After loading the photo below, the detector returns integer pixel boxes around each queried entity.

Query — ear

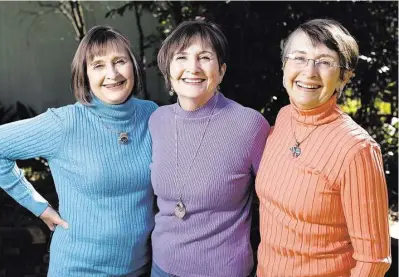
[337,70,353,92]
[219,63,227,82]
[342,70,353,85]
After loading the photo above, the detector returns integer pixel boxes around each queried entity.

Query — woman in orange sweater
[256,19,391,277]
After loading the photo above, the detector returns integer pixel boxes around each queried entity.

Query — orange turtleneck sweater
[255,96,391,277]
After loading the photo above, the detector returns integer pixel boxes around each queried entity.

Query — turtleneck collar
[174,92,227,119]
[88,93,136,121]
[290,94,344,126]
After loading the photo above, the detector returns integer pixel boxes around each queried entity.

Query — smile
[295,81,321,89]
[103,80,125,89]
[182,78,205,84]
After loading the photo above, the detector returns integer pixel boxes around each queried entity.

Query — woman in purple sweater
[149,20,270,277]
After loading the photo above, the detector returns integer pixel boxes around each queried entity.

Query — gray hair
[281,18,359,81]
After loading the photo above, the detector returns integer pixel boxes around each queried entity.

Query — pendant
[118,132,129,144]
[290,142,301,158]
[174,200,186,219]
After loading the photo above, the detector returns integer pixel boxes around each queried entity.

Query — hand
[39,206,69,231]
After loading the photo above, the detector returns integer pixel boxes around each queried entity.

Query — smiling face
[283,32,348,110]
[169,37,226,111]
[86,45,134,105]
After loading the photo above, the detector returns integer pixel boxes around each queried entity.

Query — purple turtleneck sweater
[149,93,270,277]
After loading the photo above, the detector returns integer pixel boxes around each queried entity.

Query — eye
[175,55,186,61]
[93,64,104,69]
[199,56,211,60]
[115,59,126,65]
[318,59,333,67]
[293,56,306,62]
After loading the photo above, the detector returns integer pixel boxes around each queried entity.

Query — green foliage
[108,1,398,217]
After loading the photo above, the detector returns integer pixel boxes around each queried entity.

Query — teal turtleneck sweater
[0,95,158,277]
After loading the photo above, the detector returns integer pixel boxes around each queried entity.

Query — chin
[107,92,131,103]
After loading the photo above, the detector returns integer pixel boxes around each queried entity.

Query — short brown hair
[71,25,143,104]
[282,18,359,80]
[157,20,229,91]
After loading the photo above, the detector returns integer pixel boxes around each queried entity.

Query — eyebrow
[89,55,128,65]
[175,50,214,55]
[290,50,336,59]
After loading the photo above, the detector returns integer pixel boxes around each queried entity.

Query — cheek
[283,68,297,86]
[169,65,183,80]
[86,71,100,88]
[207,67,222,83]
[322,73,341,90]
[125,64,134,79]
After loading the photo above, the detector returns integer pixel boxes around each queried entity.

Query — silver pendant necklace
[290,115,319,158]
[174,94,219,219]
[87,108,135,145]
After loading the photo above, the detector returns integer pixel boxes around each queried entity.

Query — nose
[186,58,200,74]
[106,64,119,79]
[305,58,318,68]
[303,58,318,76]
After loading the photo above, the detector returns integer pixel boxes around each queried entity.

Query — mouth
[181,78,206,84]
[102,80,126,89]
[295,81,322,90]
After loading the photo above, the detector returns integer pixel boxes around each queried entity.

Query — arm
[249,118,270,175]
[340,141,391,276]
[0,108,65,219]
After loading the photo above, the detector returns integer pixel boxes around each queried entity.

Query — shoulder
[336,116,384,182]
[275,104,291,122]
[134,98,159,116]
[149,104,173,123]
[47,103,81,120]
[337,114,380,153]
[223,97,270,133]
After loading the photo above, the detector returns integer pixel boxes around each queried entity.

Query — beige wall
[0,1,166,113]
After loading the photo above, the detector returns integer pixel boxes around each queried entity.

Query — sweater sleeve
[249,118,270,175]
[0,108,65,216]
[340,141,391,276]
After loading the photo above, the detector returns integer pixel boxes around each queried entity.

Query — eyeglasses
[285,53,346,71]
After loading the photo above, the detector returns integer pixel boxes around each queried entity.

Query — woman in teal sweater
[0,26,157,277]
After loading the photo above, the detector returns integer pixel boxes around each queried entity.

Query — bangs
[86,37,128,62]
[170,30,215,55]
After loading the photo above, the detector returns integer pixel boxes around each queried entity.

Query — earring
[217,85,221,92]
[169,87,174,96]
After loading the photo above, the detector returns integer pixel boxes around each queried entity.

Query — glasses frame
[284,53,348,70]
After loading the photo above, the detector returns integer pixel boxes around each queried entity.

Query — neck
[89,93,136,121]
[177,92,216,111]
[290,94,343,126]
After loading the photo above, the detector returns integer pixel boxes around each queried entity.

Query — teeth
[183,79,203,83]
[105,81,124,87]
[296,82,320,89]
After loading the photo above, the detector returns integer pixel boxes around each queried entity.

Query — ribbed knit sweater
[255,95,391,277]
[149,93,270,277]
[0,95,158,277]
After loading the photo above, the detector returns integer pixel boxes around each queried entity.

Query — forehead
[288,32,339,58]
[87,40,129,62]
[173,36,215,54]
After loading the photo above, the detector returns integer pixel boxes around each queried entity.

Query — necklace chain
[289,115,319,158]
[174,94,219,219]
[87,107,136,145]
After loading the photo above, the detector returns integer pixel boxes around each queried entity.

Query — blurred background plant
[107,0,398,222]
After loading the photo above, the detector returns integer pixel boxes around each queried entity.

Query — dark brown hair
[157,20,229,91]
[71,25,143,104]
[282,18,359,80]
